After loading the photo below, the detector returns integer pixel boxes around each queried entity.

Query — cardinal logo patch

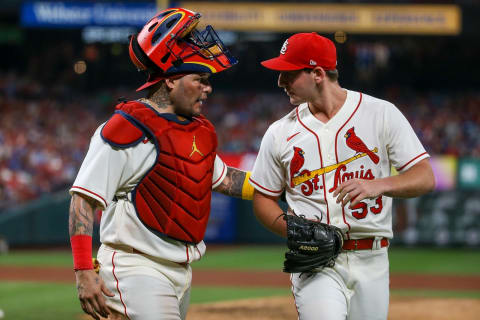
[289,146,311,188]
[344,127,379,164]
[288,128,380,197]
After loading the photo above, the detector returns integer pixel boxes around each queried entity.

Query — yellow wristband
[241,171,254,200]
[92,258,100,274]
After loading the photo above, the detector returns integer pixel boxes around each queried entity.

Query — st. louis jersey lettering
[250,90,429,238]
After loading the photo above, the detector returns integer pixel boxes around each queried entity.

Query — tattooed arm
[213,167,248,198]
[69,193,99,237]
[69,193,114,320]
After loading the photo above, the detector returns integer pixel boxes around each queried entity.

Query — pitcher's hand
[334,179,384,208]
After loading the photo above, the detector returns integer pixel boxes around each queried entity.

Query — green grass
[2,247,480,276]
[1,244,479,320]
[191,286,290,304]
[195,246,480,275]
[391,289,480,299]
[0,283,477,320]
[0,282,289,320]
[388,247,480,275]
[0,250,74,267]
[0,282,81,320]
[193,246,284,270]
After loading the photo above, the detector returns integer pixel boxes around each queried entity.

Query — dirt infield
[3,266,480,320]
[187,296,480,320]
[1,266,480,291]
[79,296,480,320]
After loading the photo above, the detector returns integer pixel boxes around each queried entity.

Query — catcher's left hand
[283,214,343,273]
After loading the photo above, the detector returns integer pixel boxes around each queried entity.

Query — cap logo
[280,39,288,55]
[310,60,317,66]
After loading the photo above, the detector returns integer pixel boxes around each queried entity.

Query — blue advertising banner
[21,1,157,28]
[204,193,237,243]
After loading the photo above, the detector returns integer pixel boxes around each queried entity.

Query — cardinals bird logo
[344,127,379,164]
[290,146,311,187]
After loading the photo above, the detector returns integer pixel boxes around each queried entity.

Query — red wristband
[70,235,93,270]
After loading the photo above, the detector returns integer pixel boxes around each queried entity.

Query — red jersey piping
[334,92,363,235]
[249,177,283,194]
[212,161,226,186]
[295,106,330,224]
[397,152,428,171]
[71,186,108,208]
[112,251,131,320]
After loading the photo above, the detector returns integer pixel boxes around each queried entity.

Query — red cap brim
[260,58,305,71]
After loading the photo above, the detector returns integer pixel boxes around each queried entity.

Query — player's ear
[165,77,179,90]
[311,67,326,83]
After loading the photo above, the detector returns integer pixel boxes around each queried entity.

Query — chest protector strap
[115,101,217,244]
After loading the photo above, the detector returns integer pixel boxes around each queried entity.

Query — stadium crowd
[207,89,480,157]
[1,70,479,210]
[0,73,102,210]
[1,34,479,210]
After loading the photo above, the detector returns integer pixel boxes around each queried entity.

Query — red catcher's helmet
[129,7,238,91]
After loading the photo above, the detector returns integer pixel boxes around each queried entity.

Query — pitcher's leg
[347,248,389,320]
[292,270,348,320]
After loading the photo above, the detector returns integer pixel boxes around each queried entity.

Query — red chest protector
[101,100,217,243]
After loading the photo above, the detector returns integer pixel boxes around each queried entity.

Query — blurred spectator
[0,72,106,209]
[1,35,479,211]
[1,71,479,210]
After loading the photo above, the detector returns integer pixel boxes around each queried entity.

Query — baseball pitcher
[250,33,435,320]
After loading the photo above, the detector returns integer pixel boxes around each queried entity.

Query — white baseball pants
[291,246,389,320]
[97,244,192,320]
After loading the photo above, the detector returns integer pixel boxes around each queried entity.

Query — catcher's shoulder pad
[194,114,215,131]
[101,111,146,148]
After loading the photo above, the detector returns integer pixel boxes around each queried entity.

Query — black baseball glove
[283,214,344,273]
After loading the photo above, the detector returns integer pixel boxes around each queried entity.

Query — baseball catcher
[283,214,343,273]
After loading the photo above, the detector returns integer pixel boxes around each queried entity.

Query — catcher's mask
[129,7,238,91]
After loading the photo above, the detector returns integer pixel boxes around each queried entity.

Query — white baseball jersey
[250,89,429,240]
[70,123,227,263]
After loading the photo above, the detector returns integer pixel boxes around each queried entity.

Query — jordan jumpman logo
[189,135,204,157]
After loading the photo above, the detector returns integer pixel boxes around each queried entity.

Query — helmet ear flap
[128,35,147,71]
[128,34,162,74]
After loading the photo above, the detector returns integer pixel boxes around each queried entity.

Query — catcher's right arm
[283,214,343,273]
